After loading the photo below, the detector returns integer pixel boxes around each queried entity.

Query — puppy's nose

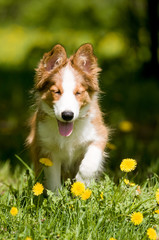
[61,111,74,121]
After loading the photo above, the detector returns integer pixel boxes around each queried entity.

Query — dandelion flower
[71,182,85,196]
[106,143,116,150]
[124,179,135,187]
[129,182,135,187]
[32,182,44,196]
[39,158,53,167]
[124,179,129,185]
[109,238,117,240]
[119,121,133,132]
[10,207,18,216]
[156,189,159,204]
[100,192,104,200]
[81,189,92,200]
[154,210,159,214]
[25,237,32,240]
[147,228,157,240]
[120,158,137,172]
[131,212,143,225]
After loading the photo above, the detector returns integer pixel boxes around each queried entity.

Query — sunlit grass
[0,160,159,239]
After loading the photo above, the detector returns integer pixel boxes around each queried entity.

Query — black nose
[61,111,74,121]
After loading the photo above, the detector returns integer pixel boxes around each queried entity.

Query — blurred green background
[0,0,158,181]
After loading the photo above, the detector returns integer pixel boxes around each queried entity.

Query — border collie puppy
[27,44,109,191]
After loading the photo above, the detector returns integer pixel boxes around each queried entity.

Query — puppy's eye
[75,89,85,96]
[50,89,61,95]
[54,90,61,95]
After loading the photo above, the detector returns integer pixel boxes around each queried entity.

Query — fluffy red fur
[27,44,109,191]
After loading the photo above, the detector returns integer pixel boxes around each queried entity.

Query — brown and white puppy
[27,44,109,191]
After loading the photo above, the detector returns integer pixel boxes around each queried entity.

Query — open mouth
[57,120,73,137]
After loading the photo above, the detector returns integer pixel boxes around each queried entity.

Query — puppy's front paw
[75,171,90,186]
[75,145,104,185]
[75,162,98,186]
[79,162,97,179]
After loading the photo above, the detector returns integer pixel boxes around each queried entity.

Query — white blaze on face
[54,65,80,136]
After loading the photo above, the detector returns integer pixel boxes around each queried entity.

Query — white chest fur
[37,114,97,166]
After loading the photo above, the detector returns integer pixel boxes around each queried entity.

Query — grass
[0,159,159,240]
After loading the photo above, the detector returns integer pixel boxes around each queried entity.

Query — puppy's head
[35,44,101,137]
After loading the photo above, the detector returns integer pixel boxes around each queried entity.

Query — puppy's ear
[35,45,67,90]
[41,44,67,71]
[72,44,100,75]
[72,44,101,92]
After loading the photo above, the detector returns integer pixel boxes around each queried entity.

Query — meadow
[0,158,159,240]
[0,1,159,239]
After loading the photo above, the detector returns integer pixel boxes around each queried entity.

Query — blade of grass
[15,154,34,175]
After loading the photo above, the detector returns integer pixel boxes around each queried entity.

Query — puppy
[27,44,109,191]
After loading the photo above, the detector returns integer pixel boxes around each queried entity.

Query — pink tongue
[57,120,73,137]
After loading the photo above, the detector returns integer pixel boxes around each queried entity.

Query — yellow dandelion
[120,158,137,172]
[100,192,104,200]
[109,238,117,240]
[10,207,18,216]
[156,189,159,204]
[154,210,159,214]
[129,182,135,187]
[119,120,133,132]
[32,182,44,196]
[147,228,157,240]
[106,143,116,150]
[39,158,53,167]
[131,212,143,225]
[81,189,92,200]
[124,179,130,185]
[71,182,85,196]
[25,237,32,240]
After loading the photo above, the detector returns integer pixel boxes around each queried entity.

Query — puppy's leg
[75,144,104,185]
[30,144,61,191]
[44,158,61,192]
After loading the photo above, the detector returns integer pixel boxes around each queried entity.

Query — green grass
[0,160,159,240]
